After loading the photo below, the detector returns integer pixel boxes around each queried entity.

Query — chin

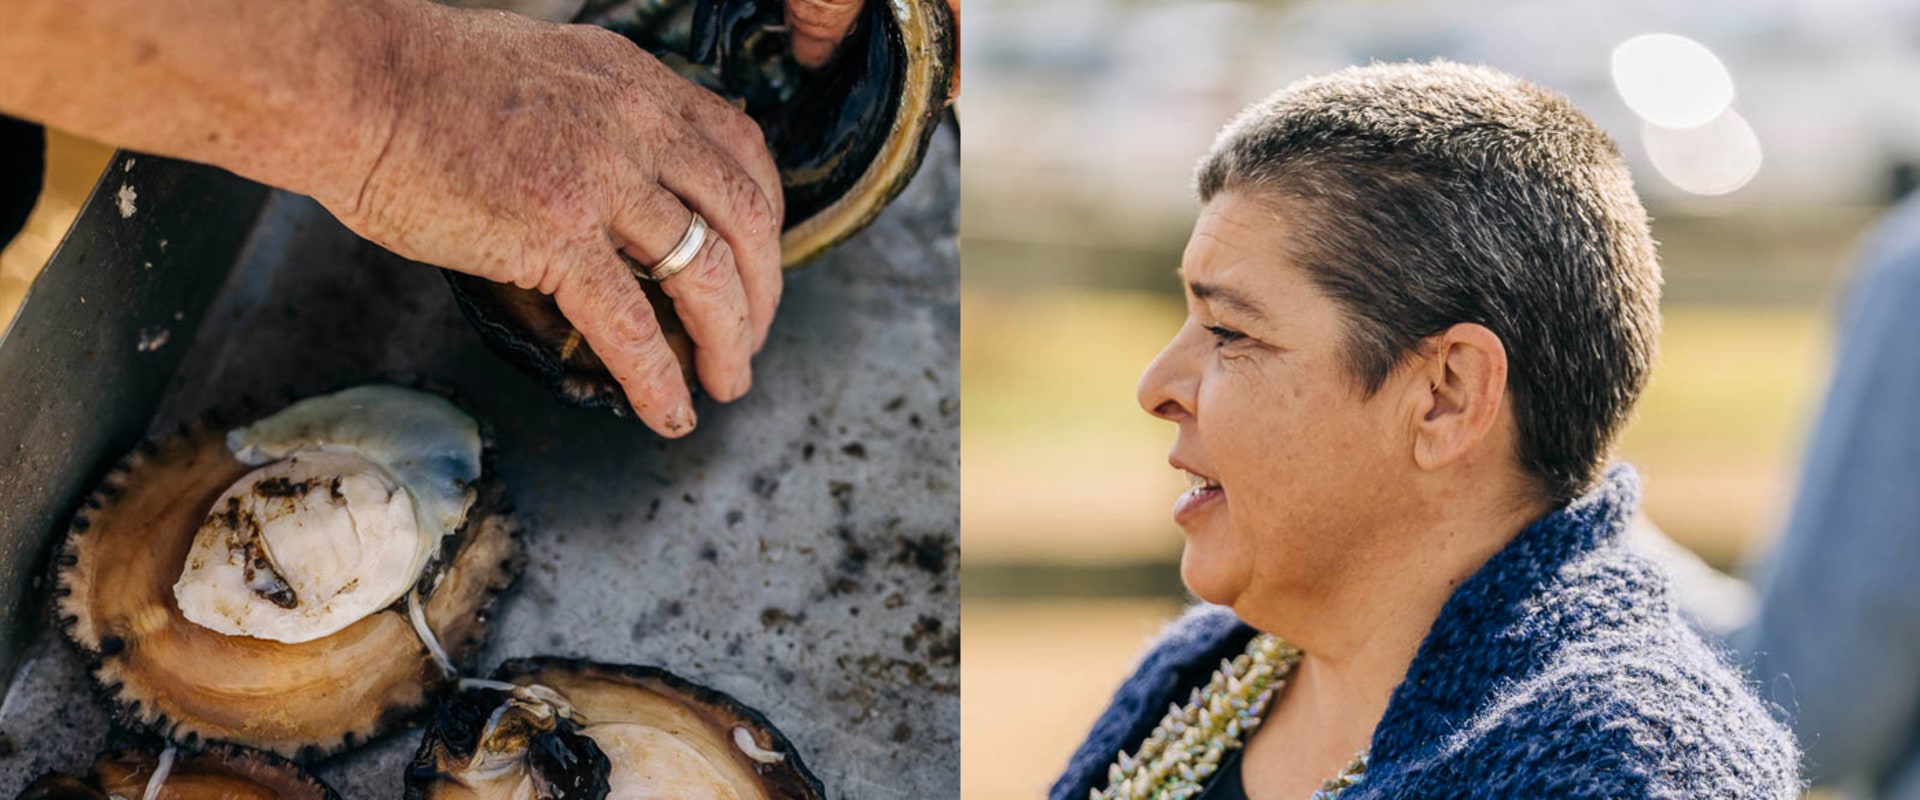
[1178,540,1249,608]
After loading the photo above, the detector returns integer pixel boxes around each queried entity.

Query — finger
[676,88,783,230]
[786,0,863,68]
[610,183,756,401]
[670,98,784,351]
[610,183,698,260]
[651,132,782,353]
[656,230,756,402]
[739,230,782,354]
[553,248,696,436]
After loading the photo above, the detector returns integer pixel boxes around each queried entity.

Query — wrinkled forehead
[1179,193,1325,311]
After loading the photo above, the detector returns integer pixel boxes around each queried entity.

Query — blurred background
[959,0,1920,796]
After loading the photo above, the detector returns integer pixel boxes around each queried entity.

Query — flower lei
[1091,633,1370,800]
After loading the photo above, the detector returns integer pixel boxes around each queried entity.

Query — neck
[1235,473,1548,749]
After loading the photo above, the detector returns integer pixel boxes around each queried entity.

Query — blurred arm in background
[1730,192,1920,798]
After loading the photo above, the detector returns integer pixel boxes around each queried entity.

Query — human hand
[324,4,783,437]
[787,0,961,101]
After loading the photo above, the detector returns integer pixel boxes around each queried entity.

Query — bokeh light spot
[1612,33,1736,129]
[1642,110,1763,196]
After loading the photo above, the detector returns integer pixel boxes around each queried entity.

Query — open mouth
[1172,464,1224,524]
[1182,469,1221,492]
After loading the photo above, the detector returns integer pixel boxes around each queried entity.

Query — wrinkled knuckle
[618,190,674,237]
[728,173,778,235]
[602,297,665,354]
[682,238,738,297]
[526,248,574,295]
[723,107,769,150]
[749,189,781,235]
[630,337,683,393]
[527,262,568,296]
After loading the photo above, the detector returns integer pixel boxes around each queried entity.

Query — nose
[1137,322,1199,423]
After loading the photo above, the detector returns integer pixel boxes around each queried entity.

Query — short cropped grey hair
[1196,61,1661,504]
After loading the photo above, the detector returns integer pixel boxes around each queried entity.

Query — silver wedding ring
[637,212,707,282]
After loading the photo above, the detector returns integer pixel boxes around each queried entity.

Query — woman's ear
[1407,323,1509,471]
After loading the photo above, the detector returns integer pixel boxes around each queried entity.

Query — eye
[1204,325,1246,347]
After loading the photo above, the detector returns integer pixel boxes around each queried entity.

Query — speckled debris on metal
[0,126,958,799]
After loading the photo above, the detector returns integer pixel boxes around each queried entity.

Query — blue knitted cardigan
[1051,467,1801,799]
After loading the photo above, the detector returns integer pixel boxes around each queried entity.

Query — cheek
[1199,358,1350,487]
[1199,361,1393,557]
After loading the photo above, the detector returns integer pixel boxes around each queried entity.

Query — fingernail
[729,369,753,402]
[665,402,697,436]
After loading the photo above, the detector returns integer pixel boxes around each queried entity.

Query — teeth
[1183,470,1219,491]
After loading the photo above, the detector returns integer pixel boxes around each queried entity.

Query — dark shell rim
[30,741,347,800]
[442,274,634,414]
[572,0,956,269]
[49,378,527,763]
[776,0,957,267]
[401,655,827,800]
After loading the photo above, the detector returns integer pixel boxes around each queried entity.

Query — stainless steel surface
[0,125,957,797]
[0,154,268,692]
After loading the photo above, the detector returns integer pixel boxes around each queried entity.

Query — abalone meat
[405,657,824,799]
[447,0,956,412]
[17,742,337,800]
[53,385,522,760]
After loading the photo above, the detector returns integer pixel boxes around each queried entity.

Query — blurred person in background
[1719,182,1920,799]
[1052,61,1800,800]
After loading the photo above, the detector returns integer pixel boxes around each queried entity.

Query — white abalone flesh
[53,384,522,760]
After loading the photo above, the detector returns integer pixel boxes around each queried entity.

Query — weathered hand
[324,4,783,437]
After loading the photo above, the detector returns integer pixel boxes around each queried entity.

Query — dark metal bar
[0,154,268,684]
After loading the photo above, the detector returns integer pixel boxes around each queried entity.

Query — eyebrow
[1184,276,1273,323]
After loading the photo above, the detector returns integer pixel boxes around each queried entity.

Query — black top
[1195,746,1248,800]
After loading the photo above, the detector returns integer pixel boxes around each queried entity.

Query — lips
[1170,461,1223,525]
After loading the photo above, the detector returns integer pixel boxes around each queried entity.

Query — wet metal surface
[0,155,266,688]
[0,126,958,798]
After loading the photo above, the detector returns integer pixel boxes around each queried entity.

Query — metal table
[0,122,957,798]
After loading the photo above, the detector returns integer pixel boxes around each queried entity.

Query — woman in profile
[1052,62,1800,799]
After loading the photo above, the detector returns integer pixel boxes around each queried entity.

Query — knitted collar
[1366,463,1643,764]
[1055,464,1645,799]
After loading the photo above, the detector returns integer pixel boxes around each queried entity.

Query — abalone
[447,0,956,412]
[16,743,337,800]
[53,385,522,760]
[404,657,824,799]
